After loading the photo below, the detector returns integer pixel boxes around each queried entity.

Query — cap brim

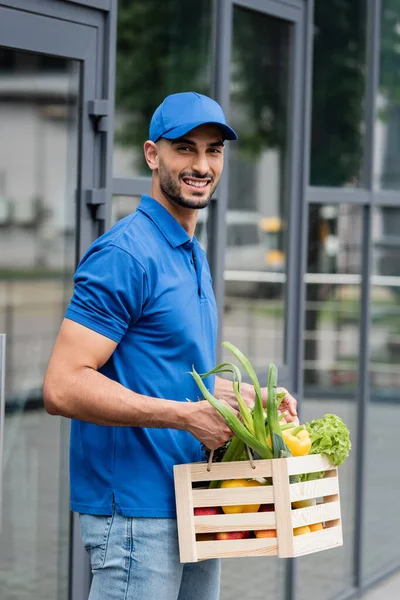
[160,121,238,141]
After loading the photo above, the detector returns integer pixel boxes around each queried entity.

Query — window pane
[310,0,367,187]
[363,207,400,579]
[374,3,400,190]
[0,47,76,600]
[297,204,361,599]
[112,195,141,225]
[304,205,362,391]
[222,5,291,369]
[221,558,286,600]
[114,0,212,178]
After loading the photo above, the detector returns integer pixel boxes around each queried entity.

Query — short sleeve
[65,243,148,342]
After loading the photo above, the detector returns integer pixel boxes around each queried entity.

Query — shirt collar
[136,195,191,248]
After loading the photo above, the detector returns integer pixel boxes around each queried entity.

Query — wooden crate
[174,454,343,562]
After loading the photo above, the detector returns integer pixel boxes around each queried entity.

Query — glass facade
[222,5,291,369]
[363,206,400,579]
[113,0,213,178]
[375,2,400,190]
[0,47,76,600]
[1,1,400,600]
[310,0,367,187]
[300,203,361,598]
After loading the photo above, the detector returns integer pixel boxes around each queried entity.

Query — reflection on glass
[310,0,366,187]
[114,0,212,178]
[298,204,361,599]
[374,3,400,190]
[0,48,77,600]
[222,6,290,369]
[363,207,400,580]
[220,557,285,600]
[111,195,141,225]
[304,205,362,390]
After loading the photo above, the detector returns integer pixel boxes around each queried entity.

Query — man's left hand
[275,387,298,425]
[214,376,299,425]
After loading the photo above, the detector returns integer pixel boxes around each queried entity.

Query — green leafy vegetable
[299,413,351,482]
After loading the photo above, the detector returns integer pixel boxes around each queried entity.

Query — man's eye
[178,146,192,152]
[209,148,222,154]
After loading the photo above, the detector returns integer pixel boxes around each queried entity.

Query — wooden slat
[324,468,342,527]
[290,477,339,502]
[196,537,278,560]
[285,454,335,476]
[194,511,276,533]
[291,501,341,528]
[173,465,198,563]
[293,526,343,557]
[190,459,273,482]
[272,459,295,558]
[192,486,274,508]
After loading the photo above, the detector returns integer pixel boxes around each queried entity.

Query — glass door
[0,7,99,600]
[222,0,305,393]
[220,1,305,598]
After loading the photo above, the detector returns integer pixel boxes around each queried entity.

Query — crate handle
[206,445,256,472]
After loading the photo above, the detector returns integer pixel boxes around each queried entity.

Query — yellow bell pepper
[281,427,311,457]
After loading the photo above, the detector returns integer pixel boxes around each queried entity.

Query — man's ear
[143,140,159,171]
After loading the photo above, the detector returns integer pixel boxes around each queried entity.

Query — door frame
[210,0,307,396]
[0,2,118,600]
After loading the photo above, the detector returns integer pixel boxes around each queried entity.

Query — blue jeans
[79,511,221,600]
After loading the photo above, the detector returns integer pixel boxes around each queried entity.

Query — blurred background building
[0,1,399,599]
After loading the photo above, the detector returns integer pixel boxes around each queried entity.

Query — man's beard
[159,164,218,210]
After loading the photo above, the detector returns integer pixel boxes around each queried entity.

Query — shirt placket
[185,241,203,298]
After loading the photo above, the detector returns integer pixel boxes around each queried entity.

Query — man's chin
[174,194,211,210]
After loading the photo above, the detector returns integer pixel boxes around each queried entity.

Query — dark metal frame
[1,0,400,599]
[0,1,117,599]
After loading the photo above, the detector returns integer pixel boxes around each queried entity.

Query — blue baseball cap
[149,92,238,142]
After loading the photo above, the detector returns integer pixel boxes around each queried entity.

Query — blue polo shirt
[65,195,218,517]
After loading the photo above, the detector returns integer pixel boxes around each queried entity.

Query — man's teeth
[184,179,208,188]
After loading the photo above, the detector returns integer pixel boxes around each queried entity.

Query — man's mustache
[180,172,214,181]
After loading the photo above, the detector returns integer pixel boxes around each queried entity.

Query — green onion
[200,362,254,433]
[266,363,290,458]
[190,367,273,459]
[208,437,245,489]
[222,341,267,445]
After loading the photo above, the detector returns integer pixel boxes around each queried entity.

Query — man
[43,92,297,600]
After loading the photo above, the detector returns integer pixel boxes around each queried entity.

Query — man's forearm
[43,365,190,429]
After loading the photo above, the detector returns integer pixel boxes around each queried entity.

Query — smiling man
[43,92,297,600]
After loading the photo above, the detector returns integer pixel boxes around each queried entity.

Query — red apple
[216,531,251,540]
[194,506,221,516]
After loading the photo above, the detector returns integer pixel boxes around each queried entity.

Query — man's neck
[149,185,198,239]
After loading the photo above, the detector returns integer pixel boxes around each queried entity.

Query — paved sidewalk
[363,570,400,599]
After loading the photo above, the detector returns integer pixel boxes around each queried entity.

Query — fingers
[277,387,298,416]
[193,400,236,450]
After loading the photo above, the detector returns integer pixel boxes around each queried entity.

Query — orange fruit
[309,522,323,532]
[255,529,277,538]
[293,526,311,536]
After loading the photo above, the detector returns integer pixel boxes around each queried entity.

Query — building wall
[1,2,400,600]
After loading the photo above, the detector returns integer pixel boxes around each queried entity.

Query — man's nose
[191,153,210,176]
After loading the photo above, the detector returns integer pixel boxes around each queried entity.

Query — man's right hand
[185,399,237,450]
